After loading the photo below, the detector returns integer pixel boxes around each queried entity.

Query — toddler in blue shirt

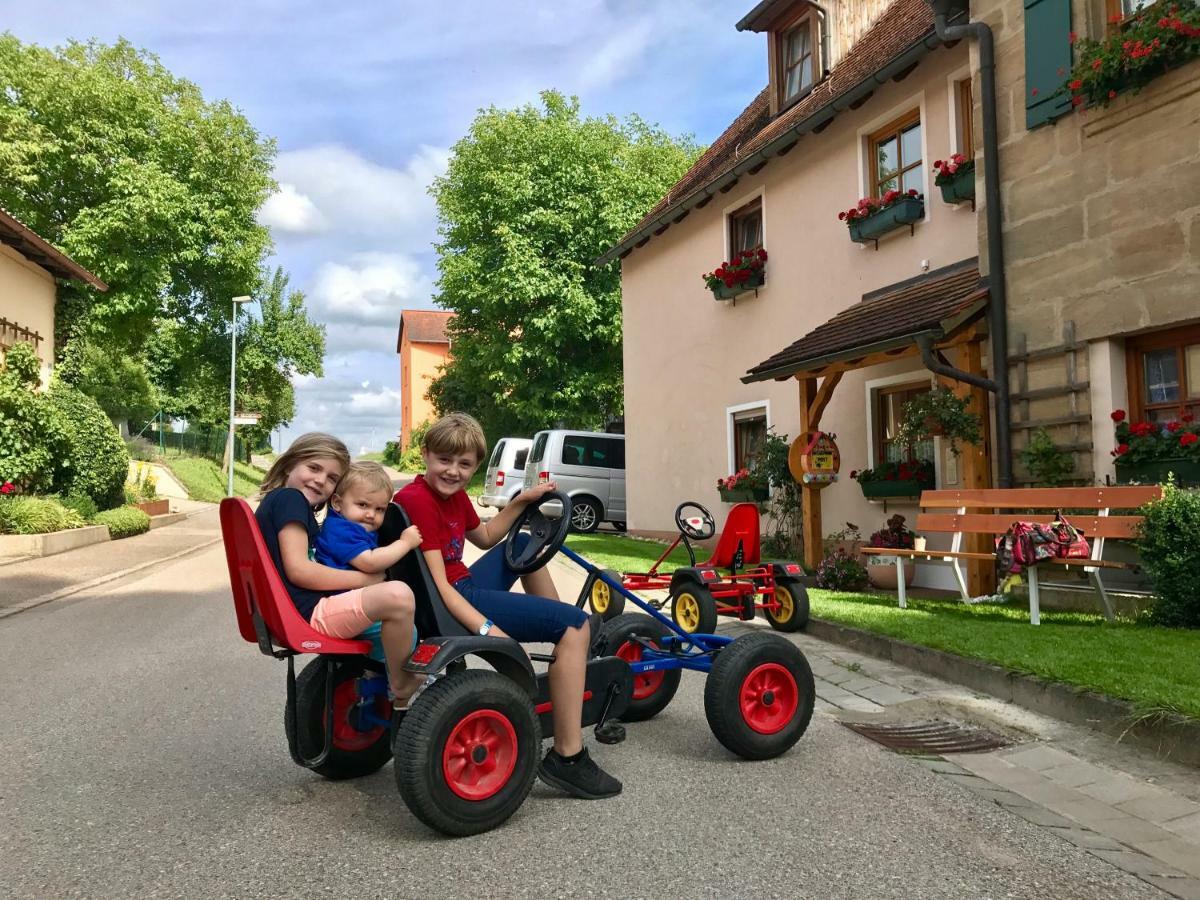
[316,461,422,573]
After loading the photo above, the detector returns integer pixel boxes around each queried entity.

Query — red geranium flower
[1111,409,1126,422]
[0,481,13,495]
[1167,421,1182,433]
[1181,433,1199,448]
[1115,443,1130,455]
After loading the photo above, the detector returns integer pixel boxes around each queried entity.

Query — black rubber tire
[670,580,718,634]
[704,633,815,760]
[286,656,393,780]
[569,497,602,534]
[394,670,540,837]
[764,577,810,632]
[589,569,627,621]
[613,521,627,532]
[599,613,682,722]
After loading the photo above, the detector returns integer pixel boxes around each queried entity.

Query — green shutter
[1025,0,1073,129]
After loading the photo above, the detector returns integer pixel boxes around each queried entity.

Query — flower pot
[711,269,765,300]
[858,479,928,499]
[718,486,769,502]
[866,555,916,589]
[922,415,946,437]
[1115,458,1200,487]
[913,536,927,552]
[136,499,170,517]
[937,166,975,205]
[848,197,925,244]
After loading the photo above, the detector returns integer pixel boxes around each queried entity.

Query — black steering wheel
[674,501,715,541]
[504,491,574,574]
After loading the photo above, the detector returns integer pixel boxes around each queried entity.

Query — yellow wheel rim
[591,580,610,614]
[769,585,794,623]
[675,592,700,632]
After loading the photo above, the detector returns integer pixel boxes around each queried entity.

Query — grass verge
[563,531,697,574]
[164,456,265,503]
[810,589,1200,719]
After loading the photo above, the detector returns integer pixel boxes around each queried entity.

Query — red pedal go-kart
[221,491,815,837]
[583,501,810,636]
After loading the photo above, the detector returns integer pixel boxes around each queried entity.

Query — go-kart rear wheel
[763,577,810,633]
[394,670,540,837]
[599,613,681,722]
[704,633,814,760]
[286,656,393,780]
[671,581,717,634]
[589,569,626,621]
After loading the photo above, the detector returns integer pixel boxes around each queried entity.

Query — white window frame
[721,188,767,268]
[725,399,771,477]
[863,371,942,484]
[855,92,930,232]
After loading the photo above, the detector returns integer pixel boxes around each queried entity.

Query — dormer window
[735,0,826,116]
[781,16,818,102]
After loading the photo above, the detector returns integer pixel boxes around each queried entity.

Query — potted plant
[815,547,869,592]
[702,247,768,301]
[837,188,924,245]
[897,387,983,456]
[850,458,935,499]
[716,467,770,502]
[1059,3,1200,111]
[933,154,975,205]
[1111,408,1200,485]
[865,514,917,589]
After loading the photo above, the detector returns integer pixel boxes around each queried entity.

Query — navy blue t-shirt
[255,487,325,621]
[315,509,378,570]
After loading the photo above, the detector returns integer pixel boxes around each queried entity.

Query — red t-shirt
[394,475,480,585]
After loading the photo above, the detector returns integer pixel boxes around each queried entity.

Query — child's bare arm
[346,525,422,574]
[422,549,510,639]
[279,522,380,590]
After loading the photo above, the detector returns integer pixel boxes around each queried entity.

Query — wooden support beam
[798,377,823,570]
[808,371,843,430]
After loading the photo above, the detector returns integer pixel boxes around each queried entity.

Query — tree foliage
[429,91,701,439]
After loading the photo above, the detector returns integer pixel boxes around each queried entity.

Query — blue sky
[11,1,766,455]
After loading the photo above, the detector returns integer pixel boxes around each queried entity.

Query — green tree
[56,338,159,427]
[429,91,701,439]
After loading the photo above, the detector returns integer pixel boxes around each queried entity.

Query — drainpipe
[925,0,1014,488]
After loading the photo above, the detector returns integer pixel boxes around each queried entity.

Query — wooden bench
[859,487,1162,624]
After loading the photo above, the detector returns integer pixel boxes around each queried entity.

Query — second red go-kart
[581,501,810,635]
[221,491,815,837]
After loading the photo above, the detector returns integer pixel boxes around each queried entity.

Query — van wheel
[569,498,601,533]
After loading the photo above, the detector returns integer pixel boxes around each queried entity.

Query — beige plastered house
[0,206,107,386]
[397,309,454,450]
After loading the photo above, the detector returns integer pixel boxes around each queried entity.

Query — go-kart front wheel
[589,569,626,621]
[704,633,814,760]
[671,581,717,634]
[763,577,810,633]
[286,656,393,780]
[599,613,682,722]
[394,670,540,837]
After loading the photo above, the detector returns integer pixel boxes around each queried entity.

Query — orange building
[397,309,453,450]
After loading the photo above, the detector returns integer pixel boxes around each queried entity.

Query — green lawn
[164,456,266,503]
[563,531,698,574]
[356,451,386,462]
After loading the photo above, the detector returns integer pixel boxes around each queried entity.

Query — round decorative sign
[788,431,841,489]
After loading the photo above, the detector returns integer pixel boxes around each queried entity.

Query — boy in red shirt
[395,413,620,799]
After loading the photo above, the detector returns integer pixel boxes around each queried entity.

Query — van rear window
[513,449,529,470]
[529,433,548,464]
[487,441,505,468]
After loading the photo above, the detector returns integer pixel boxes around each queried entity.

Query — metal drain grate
[842,720,1009,754]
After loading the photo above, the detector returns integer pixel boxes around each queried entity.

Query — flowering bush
[1,480,13,495]
[702,247,767,292]
[932,154,974,186]
[1111,408,1200,462]
[868,514,916,550]
[816,548,869,591]
[837,188,921,224]
[850,458,935,486]
[1060,1,1200,109]
[717,467,770,492]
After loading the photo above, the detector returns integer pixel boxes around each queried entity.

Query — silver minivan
[522,430,626,533]
[480,437,533,509]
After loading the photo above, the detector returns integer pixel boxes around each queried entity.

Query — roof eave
[741,329,943,384]
[0,211,107,291]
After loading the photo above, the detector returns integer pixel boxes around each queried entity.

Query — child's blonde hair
[334,460,394,499]
[259,433,351,498]
[422,412,487,462]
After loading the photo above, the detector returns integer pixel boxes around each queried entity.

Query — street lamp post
[228,295,252,497]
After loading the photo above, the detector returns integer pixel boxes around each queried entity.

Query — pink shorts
[310,589,372,639]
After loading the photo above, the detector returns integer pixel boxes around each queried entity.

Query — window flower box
[934,155,975,206]
[851,459,935,500]
[1115,458,1200,486]
[703,248,768,301]
[839,191,924,246]
[858,479,926,499]
[717,467,770,502]
[711,268,766,300]
[718,486,770,503]
[1110,409,1200,485]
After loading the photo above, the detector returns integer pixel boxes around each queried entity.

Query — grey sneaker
[537,748,622,799]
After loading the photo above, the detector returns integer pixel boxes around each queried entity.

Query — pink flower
[0,481,13,495]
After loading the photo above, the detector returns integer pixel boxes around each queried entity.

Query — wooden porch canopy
[742,258,995,592]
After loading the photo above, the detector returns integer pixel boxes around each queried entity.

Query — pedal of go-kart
[594,720,626,745]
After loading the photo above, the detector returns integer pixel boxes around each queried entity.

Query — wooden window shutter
[1024,0,1073,129]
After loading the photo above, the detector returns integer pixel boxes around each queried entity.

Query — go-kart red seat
[701,502,761,570]
[219,497,373,657]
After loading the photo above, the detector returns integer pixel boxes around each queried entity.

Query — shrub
[381,440,402,466]
[48,381,130,509]
[60,493,99,523]
[0,495,85,535]
[1135,483,1200,628]
[0,342,70,493]
[1021,427,1075,486]
[816,548,869,591]
[397,420,432,471]
[124,435,160,462]
[124,462,158,504]
[94,506,151,539]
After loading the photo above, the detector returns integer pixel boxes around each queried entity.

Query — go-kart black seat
[378,501,470,640]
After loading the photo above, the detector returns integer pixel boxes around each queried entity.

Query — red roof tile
[397,309,453,350]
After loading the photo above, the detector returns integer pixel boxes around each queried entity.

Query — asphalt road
[0,545,1169,899]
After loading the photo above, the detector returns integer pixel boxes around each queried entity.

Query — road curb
[805,617,1200,769]
[0,537,223,621]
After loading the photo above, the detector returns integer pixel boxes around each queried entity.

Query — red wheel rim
[739,662,799,735]
[616,640,665,700]
[442,709,519,801]
[330,679,389,752]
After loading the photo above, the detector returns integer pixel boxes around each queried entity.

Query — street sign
[232,413,261,426]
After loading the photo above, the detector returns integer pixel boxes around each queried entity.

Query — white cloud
[576,18,656,93]
[308,252,434,330]
[257,183,327,235]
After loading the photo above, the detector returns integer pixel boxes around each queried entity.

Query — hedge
[48,381,129,510]
[94,506,151,539]
[0,343,69,493]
